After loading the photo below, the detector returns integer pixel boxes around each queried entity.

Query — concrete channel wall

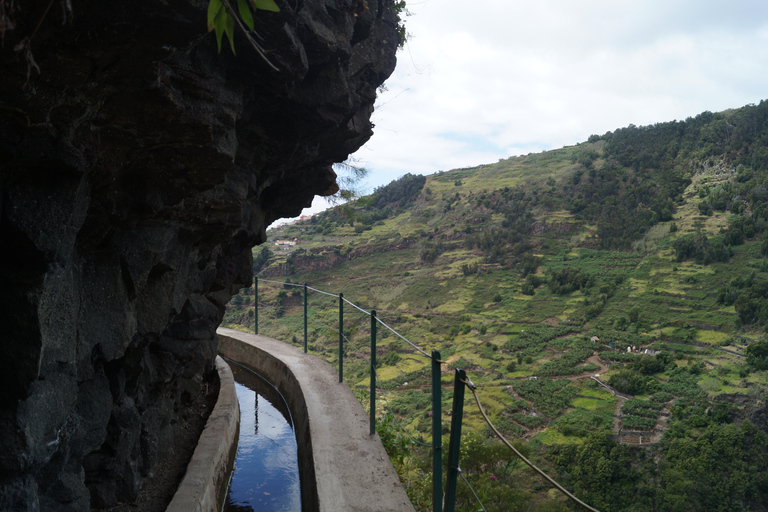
[166,356,240,512]
[217,327,416,512]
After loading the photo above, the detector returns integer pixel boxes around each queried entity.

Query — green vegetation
[207,0,280,55]
[207,0,409,59]
[621,398,665,430]
[515,378,579,418]
[225,100,768,512]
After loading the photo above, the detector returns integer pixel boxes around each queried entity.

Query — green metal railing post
[444,369,466,512]
[370,310,377,436]
[338,292,344,383]
[432,350,443,512]
[254,276,258,335]
[303,283,308,353]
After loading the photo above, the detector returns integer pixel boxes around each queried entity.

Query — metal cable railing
[462,377,601,512]
[247,277,602,512]
[252,278,446,509]
[458,469,487,512]
[304,309,434,448]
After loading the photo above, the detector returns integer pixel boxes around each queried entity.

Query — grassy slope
[224,137,768,510]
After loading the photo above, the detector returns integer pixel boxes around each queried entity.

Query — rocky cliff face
[0,0,398,509]
[262,238,418,276]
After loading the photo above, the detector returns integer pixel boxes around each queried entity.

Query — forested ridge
[227,100,768,511]
[586,102,768,249]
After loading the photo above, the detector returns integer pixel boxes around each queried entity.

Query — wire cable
[307,316,344,339]
[258,279,433,359]
[343,297,372,316]
[464,381,601,512]
[306,285,341,298]
[375,317,432,359]
[313,326,432,447]
[257,278,306,288]
[254,280,440,447]
[377,401,433,448]
[331,332,430,447]
[458,468,488,512]
[306,316,433,448]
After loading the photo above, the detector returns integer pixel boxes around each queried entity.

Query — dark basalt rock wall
[0,0,398,509]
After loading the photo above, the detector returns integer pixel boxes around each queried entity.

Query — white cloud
[290,0,768,221]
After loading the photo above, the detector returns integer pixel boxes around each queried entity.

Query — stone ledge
[166,356,240,512]
[217,327,415,512]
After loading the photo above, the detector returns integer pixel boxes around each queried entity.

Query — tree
[746,339,768,370]
[331,160,371,204]
[253,245,272,273]
[609,369,647,395]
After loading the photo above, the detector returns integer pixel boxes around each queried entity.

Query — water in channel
[224,361,301,512]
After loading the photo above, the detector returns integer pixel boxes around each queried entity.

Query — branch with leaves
[207,0,280,68]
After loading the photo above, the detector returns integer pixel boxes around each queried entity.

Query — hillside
[226,101,768,511]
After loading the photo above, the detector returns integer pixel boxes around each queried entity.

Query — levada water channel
[224,360,301,512]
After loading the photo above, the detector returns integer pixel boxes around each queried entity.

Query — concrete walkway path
[217,328,415,512]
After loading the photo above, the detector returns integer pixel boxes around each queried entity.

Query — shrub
[746,339,768,370]
[382,351,401,367]
[377,412,415,466]
[609,369,648,395]
[673,232,732,264]
[419,241,444,263]
[548,267,591,294]
[630,352,676,375]
[519,253,541,276]
[521,282,535,295]
[449,357,472,370]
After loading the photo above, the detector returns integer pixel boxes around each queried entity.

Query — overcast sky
[292,0,768,220]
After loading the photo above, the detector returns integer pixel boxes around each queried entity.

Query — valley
[225,101,768,511]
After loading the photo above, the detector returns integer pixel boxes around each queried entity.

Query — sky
[290,0,768,221]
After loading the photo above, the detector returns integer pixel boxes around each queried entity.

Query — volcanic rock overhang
[0,0,398,509]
